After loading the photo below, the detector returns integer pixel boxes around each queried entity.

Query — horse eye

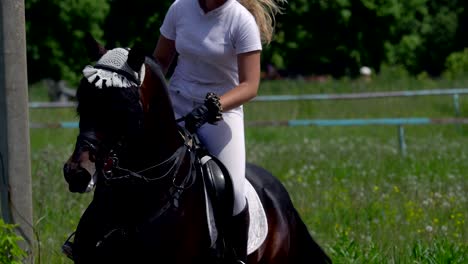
[89,152,96,162]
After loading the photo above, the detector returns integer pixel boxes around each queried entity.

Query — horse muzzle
[63,160,97,193]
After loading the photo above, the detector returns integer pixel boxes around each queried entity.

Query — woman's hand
[184,93,223,133]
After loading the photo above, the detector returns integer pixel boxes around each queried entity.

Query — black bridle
[77,126,198,191]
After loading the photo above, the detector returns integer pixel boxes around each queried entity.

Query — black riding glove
[185,92,223,133]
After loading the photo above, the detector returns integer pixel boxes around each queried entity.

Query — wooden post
[0,0,34,262]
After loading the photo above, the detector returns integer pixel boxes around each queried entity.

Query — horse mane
[140,56,182,151]
[144,56,168,92]
[141,56,176,120]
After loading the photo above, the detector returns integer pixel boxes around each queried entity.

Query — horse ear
[127,44,146,72]
[84,32,107,61]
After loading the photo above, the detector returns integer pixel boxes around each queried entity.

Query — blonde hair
[238,0,287,45]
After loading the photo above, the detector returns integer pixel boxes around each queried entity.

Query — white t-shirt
[160,0,262,102]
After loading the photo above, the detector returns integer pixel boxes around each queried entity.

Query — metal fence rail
[247,117,468,156]
[252,88,468,101]
[29,88,467,118]
[29,88,467,156]
[29,88,468,107]
[250,88,467,118]
[247,117,468,127]
[29,117,468,156]
[32,117,468,129]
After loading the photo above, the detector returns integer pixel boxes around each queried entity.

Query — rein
[82,126,198,191]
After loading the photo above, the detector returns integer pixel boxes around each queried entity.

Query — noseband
[73,131,104,192]
[77,131,102,153]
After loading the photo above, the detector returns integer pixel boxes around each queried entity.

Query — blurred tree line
[25,0,468,85]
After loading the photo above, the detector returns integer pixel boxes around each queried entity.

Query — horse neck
[140,61,182,160]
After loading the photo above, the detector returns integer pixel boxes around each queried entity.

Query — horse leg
[72,200,103,263]
[288,208,332,263]
[73,199,135,264]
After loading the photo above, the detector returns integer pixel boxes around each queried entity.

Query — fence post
[398,125,407,156]
[453,94,462,131]
[453,94,460,117]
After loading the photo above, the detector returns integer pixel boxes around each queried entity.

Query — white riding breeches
[169,90,247,215]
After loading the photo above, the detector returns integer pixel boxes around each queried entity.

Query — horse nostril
[63,163,75,180]
[63,163,93,193]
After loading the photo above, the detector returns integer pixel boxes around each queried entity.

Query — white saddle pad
[204,179,268,255]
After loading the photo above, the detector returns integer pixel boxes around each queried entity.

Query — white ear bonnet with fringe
[82,47,145,89]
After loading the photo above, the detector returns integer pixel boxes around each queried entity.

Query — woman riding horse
[154,1,286,262]
[63,35,332,263]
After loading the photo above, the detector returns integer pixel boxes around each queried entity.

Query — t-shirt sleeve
[160,2,178,40]
[234,12,263,54]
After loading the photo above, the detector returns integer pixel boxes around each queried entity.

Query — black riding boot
[226,201,249,264]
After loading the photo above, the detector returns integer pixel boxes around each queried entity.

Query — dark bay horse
[63,36,332,264]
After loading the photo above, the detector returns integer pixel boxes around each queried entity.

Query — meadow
[29,74,468,263]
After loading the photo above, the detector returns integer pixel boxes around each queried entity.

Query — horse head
[63,34,181,193]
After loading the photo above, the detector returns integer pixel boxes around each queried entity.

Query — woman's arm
[220,50,261,112]
[153,35,176,75]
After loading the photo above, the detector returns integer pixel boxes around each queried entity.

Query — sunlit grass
[245,126,468,263]
[29,77,468,263]
[32,145,91,263]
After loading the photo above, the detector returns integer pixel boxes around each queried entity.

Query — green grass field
[29,76,467,263]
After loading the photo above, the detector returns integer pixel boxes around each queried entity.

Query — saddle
[199,153,235,231]
[194,135,268,257]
